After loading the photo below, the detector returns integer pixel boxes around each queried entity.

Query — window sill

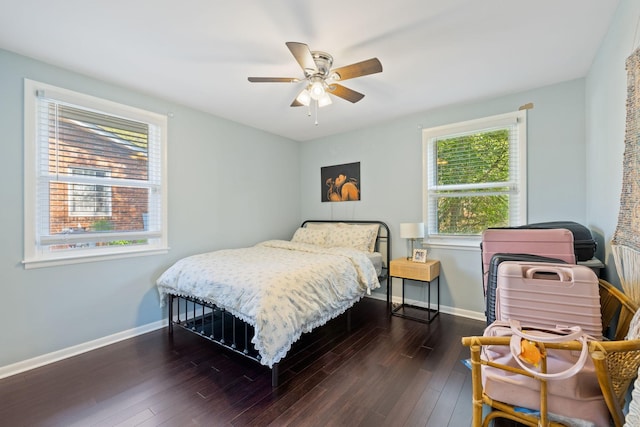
[23,247,169,269]
[422,237,481,251]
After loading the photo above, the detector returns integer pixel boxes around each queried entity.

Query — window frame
[23,79,169,268]
[422,110,527,247]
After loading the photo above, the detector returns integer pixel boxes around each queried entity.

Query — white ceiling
[0,0,619,142]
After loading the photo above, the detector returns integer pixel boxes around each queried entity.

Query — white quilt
[156,240,381,367]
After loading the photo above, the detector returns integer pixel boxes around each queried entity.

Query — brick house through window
[48,107,150,238]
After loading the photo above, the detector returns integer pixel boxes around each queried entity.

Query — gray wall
[0,49,300,369]
[300,78,587,317]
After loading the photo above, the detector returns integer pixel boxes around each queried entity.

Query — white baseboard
[365,293,485,321]
[0,319,167,380]
[1,297,485,380]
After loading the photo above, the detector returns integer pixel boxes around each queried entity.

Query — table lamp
[400,222,425,260]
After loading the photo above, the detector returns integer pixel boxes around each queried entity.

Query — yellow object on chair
[518,339,542,367]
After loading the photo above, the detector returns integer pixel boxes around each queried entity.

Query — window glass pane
[49,104,149,181]
[436,194,509,234]
[50,182,148,234]
[49,236,149,252]
[423,110,526,242]
[436,129,509,186]
[42,103,152,249]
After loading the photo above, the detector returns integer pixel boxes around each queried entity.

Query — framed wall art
[321,162,360,202]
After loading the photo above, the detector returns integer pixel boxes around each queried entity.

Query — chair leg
[469,344,484,426]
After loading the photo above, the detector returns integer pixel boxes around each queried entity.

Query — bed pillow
[291,227,328,246]
[304,222,379,252]
[324,226,377,252]
[336,223,379,252]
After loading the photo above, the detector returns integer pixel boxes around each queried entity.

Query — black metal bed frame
[166,220,390,387]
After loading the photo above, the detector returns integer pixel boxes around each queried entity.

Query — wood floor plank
[424,370,466,427]
[404,387,441,427]
[0,298,485,426]
[266,383,329,426]
[448,373,474,427]
[379,368,433,427]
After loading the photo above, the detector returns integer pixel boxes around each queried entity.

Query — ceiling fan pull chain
[314,100,319,126]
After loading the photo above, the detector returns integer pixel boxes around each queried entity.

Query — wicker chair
[462,279,640,427]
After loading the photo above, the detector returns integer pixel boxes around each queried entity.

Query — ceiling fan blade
[291,99,304,107]
[327,84,365,103]
[248,77,300,83]
[286,42,318,74]
[331,58,382,81]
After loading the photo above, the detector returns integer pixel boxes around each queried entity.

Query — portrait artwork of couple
[321,162,361,202]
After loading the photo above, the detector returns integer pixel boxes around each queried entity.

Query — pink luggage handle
[507,319,590,380]
[524,266,571,281]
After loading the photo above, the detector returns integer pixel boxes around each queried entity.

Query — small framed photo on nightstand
[412,249,427,263]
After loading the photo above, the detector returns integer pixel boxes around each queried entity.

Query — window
[24,79,168,268]
[422,110,527,245]
[68,168,112,217]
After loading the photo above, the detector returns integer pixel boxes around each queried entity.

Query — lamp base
[406,238,416,260]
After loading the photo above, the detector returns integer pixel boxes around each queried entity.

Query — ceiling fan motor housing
[307,51,333,78]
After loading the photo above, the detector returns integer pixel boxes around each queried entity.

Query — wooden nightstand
[388,257,440,323]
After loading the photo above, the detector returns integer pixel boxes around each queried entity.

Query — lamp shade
[399,223,425,239]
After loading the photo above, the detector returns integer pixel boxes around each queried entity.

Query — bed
[156,220,390,387]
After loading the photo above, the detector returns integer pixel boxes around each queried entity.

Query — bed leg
[272,363,279,388]
[243,323,249,354]
[220,309,226,344]
[347,308,352,333]
[168,295,174,335]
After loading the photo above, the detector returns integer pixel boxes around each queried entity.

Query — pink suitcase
[481,228,576,295]
[495,261,602,339]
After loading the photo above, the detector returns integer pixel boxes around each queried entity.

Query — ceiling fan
[248,42,382,119]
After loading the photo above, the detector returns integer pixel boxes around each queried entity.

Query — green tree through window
[435,130,510,234]
[423,111,526,241]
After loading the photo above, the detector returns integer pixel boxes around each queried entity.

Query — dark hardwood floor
[0,298,486,427]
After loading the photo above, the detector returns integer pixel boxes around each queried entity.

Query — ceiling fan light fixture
[318,92,332,108]
[309,80,325,100]
[296,89,311,106]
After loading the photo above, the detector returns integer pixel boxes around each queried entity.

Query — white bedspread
[156,240,381,367]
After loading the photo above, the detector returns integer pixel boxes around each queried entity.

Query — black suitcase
[485,253,567,324]
[515,221,597,262]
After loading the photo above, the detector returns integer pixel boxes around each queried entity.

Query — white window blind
[422,110,527,244]
[24,79,168,268]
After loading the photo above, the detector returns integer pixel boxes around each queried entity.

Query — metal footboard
[166,293,357,388]
[167,294,281,386]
